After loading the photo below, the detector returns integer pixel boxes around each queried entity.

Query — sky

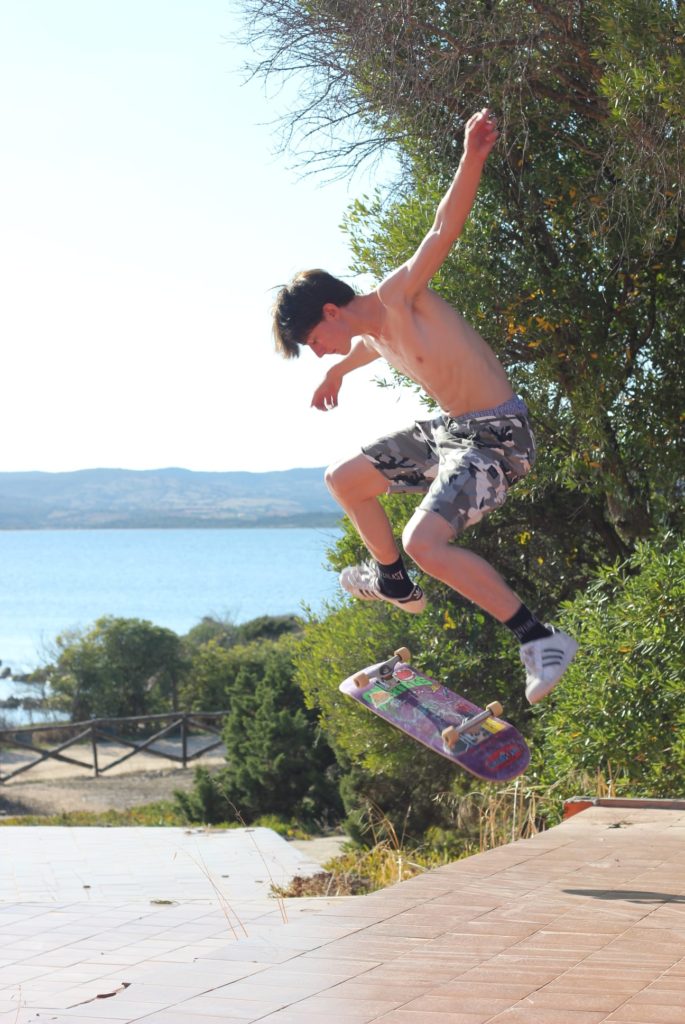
[0,0,427,474]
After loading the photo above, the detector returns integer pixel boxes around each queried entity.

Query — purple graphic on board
[340,658,529,782]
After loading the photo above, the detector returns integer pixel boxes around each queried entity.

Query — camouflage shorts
[361,396,536,536]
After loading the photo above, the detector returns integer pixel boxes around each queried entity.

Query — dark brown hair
[272,269,355,358]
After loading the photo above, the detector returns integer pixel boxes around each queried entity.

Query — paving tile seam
[585,949,685,1023]
[421,886,685,1023]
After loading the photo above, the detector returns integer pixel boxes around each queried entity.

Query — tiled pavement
[1,806,685,1023]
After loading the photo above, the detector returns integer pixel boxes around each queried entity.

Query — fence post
[181,714,188,769]
[90,719,99,777]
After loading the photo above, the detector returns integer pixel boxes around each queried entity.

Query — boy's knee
[325,455,386,503]
[323,462,340,497]
[402,512,455,574]
[402,522,438,573]
[324,459,354,500]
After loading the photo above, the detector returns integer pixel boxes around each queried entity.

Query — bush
[534,536,685,804]
[176,636,342,827]
[173,766,236,825]
[46,617,186,720]
[179,615,304,710]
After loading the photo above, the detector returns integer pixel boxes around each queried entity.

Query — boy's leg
[400,403,577,700]
[403,506,577,701]
[324,454,398,563]
[402,508,520,620]
[325,453,426,613]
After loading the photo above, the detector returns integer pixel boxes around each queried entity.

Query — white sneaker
[520,627,578,704]
[340,562,426,614]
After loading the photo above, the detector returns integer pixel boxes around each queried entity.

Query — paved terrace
[1,803,685,1023]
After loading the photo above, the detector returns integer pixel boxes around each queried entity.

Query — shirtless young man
[273,108,577,703]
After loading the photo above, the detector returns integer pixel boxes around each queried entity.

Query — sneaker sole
[340,576,426,615]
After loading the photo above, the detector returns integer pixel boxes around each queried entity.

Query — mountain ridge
[0,467,340,529]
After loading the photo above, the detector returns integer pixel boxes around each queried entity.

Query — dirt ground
[0,738,226,816]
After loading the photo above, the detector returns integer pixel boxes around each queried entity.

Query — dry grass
[274,770,621,899]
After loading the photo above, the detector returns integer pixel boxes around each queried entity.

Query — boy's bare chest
[372,301,462,373]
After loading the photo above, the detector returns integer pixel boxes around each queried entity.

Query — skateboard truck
[441,701,503,750]
[352,647,411,689]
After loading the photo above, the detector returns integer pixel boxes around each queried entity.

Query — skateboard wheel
[441,725,458,749]
[352,671,370,688]
[486,701,503,718]
[394,646,411,664]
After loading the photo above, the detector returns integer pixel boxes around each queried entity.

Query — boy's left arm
[379,108,498,304]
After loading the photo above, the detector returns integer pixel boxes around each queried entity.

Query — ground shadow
[565,889,685,904]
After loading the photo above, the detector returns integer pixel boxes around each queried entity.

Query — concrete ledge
[564,796,685,819]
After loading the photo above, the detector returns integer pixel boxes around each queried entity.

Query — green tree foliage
[178,639,236,711]
[244,0,683,248]
[244,0,685,553]
[183,613,302,652]
[534,536,685,801]
[179,614,303,710]
[47,616,186,720]
[177,636,341,826]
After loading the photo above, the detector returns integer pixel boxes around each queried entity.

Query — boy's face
[304,304,352,358]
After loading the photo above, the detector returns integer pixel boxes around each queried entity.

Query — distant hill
[0,467,341,529]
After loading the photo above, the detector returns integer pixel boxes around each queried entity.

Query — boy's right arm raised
[378,108,498,304]
[311,336,381,410]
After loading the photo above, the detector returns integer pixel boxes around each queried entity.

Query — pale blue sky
[1,0,425,473]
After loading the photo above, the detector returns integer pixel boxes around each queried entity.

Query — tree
[47,617,186,720]
[182,613,302,653]
[241,0,685,551]
[177,636,342,825]
[241,0,684,248]
[179,615,304,710]
[178,638,236,711]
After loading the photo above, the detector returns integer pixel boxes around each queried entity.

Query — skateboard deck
[340,648,530,782]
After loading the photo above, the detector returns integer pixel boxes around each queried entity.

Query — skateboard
[339,647,530,782]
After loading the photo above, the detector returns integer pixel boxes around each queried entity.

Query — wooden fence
[0,711,228,783]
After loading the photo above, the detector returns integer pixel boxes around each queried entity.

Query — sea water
[0,527,342,680]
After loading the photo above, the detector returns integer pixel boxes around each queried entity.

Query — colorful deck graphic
[340,659,529,782]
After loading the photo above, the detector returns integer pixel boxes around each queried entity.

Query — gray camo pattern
[362,409,536,535]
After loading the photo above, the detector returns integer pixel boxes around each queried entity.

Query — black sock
[376,557,414,598]
[504,603,553,645]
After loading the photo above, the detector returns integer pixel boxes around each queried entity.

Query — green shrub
[174,766,235,825]
[176,636,341,827]
[534,536,685,804]
[46,617,186,720]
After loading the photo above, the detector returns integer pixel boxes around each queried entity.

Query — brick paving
[0,805,684,1022]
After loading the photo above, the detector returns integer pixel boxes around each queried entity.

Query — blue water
[0,528,341,681]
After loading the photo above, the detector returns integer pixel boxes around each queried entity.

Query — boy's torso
[367,287,513,417]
